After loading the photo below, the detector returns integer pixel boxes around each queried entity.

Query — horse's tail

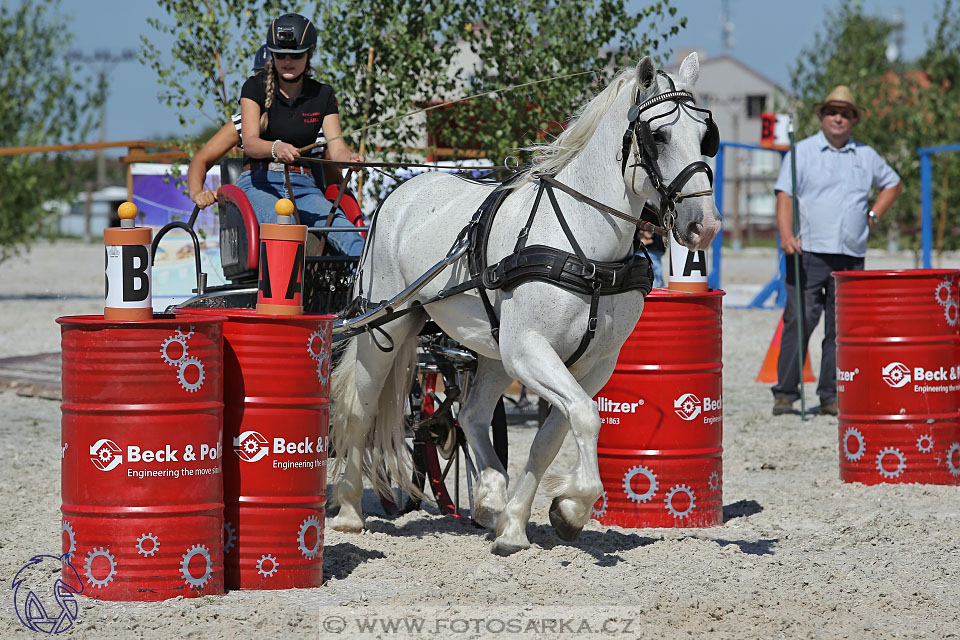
[330,334,427,503]
[330,336,361,485]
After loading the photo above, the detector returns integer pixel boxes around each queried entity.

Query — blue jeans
[235,169,364,257]
[648,249,665,287]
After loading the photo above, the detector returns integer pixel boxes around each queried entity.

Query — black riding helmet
[252,45,271,72]
[266,13,317,54]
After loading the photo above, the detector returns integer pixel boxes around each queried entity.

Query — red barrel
[835,269,960,484]
[177,308,331,589]
[592,289,723,528]
[58,314,225,601]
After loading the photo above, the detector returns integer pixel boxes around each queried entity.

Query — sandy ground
[1,239,959,639]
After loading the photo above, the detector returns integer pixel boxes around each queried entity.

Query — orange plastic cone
[756,315,816,383]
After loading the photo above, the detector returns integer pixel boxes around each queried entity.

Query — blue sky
[65,0,936,151]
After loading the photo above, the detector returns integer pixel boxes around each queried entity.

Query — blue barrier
[711,141,787,307]
[917,142,960,269]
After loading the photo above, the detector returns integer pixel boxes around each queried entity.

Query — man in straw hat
[771,85,902,416]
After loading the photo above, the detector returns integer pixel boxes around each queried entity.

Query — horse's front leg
[491,331,601,555]
[455,355,513,529]
[491,402,570,555]
[541,354,619,541]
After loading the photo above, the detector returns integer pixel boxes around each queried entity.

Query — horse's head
[623,52,722,251]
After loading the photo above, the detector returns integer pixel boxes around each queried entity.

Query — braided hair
[258,52,314,135]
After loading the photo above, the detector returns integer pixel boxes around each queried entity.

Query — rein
[538,175,666,237]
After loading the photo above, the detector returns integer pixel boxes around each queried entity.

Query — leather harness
[429,177,653,367]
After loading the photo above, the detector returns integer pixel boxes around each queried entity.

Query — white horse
[330,53,721,555]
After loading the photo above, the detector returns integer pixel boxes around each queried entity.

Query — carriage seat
[215,158,366,284]
[220,157,245,186]
[217,184,260,283]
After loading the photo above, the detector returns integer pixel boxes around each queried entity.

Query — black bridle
[620,70,719,232]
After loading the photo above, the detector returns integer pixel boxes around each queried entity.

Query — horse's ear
[636,56,656,98]
[678,52,700,86]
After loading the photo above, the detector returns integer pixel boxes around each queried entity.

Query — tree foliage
[141,0,299,148]
[0,0,95,262]
[443,0,685,164]
[790,0,960,252]
[143,1,684,206]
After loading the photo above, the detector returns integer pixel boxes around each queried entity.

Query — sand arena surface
[1,239,958,638]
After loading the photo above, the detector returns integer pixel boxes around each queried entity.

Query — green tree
[789,0,960,252]
[442,0,685,164]
[312,0,467,159]
[0,0,96,262]
[141,0,299,147]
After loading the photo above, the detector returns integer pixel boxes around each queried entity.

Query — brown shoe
[772,397,794,416]
[820,401,838,416]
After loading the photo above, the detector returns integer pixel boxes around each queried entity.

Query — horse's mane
[513,68,634,187]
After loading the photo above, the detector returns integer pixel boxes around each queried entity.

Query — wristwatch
[868,210,878,224]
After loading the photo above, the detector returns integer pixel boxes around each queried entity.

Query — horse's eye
[652,131,667,144]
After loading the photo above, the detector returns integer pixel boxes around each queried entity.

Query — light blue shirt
[774,130,900,257]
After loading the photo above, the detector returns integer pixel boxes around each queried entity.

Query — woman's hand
[347,152,364,164]
[191,189,217,209]
[273,141,300,163]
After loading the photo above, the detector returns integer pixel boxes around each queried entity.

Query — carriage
[152,154,527,520]
[153,51,721,555]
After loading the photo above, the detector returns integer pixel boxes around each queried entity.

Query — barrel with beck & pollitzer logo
[592,288,724,528]
[175,307,332,589]
[834,269,960,484]
[58,314,225,601]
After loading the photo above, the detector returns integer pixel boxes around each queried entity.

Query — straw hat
[814,85,865,120]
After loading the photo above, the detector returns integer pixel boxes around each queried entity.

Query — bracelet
[271,139,280,161]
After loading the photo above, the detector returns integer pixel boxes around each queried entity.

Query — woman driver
[236,13,364,257]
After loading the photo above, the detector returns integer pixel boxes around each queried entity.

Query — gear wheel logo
[622,465,658,503]
[945,300,959,327]
[136,532,159,557]
[233,430,270,463]
[89,438,123,472]
[881,362,911,388]
[256,554,278,578]
[180,545,212,589]
[708,471,720,492]
[84,547,117,588]
[664,484,696,518]
[223,522,237,555]
[916,434,934,454]
[175,325,195,340]
[842,427,866,462]
[934,280,954,306]
[591,491,608,520]
[177,357,205,392]
[306,329,326,360]
[946,443,960,477]
[316,355,331,388]
[160,335,189,366]
[61,521,76,560]
[298,516,322,559]
[876,446,906,479]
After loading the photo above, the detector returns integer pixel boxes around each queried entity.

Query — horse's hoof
[474,504,500,530]
[549,497,585,541]
[490,536,530,556]
[330,512,365,533]
[474,470,507,529]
